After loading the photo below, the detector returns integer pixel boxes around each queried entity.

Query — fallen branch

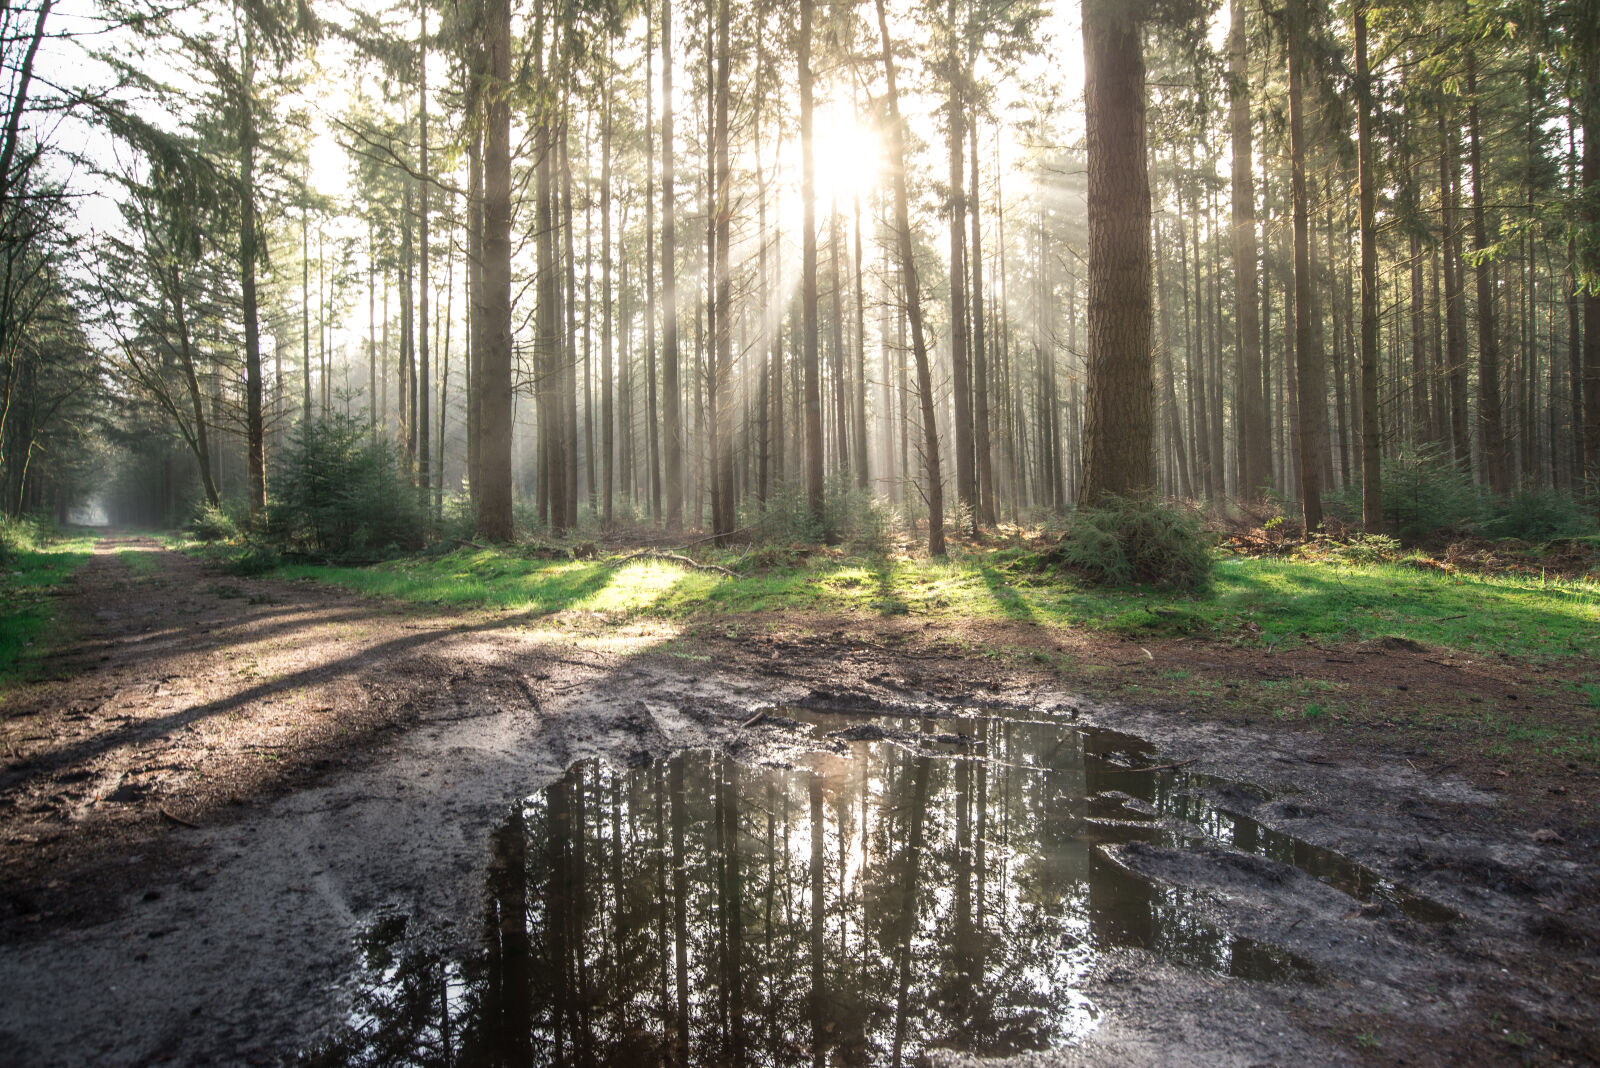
[614,549,734,577]
[740,710,768,729]
[159,807,200,829]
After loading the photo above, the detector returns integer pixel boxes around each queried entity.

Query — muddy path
[1,537,1597,1066]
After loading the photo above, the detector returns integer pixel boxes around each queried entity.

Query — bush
[0,514,47,566]
[1368,446,1482,542]
[1477,488,1596,543]
[1051,496,1213,592]
[269,416,425,560]
[187,502,240,542]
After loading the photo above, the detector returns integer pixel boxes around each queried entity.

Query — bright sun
[810,104,882,209]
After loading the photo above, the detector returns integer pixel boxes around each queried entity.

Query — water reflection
[305,717,1334,1067]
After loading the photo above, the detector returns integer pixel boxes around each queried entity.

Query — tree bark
[1356,4,1382,529]
[801,0,824,526]
[1079,0,1154,506]
[662,0,683,531]
[1229,0,1268,500]
[475,0,514,541]
[1287,0,1325,530]
[1466,52,1508,493]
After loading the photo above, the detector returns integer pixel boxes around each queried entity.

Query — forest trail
[0,533,639,912]
[1,537,1598,1065]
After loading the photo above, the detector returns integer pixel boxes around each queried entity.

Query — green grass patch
[0,531,97,686]
[237,542,1600,663]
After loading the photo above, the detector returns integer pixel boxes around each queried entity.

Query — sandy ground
[0,536,1597,1066]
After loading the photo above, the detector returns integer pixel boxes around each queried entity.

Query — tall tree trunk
[1581,43,1600,499]
[475,0,514,541]
[1229,0,1268,500]
[601,50,615,528]
[302,205,312,427]
[969,118,994,525]
[946,7,976,528]
[1357,3,1382,529]
[875,0,945,555]
[1079,1,1154,506]
[712,0,734,543]
[1287,0,1325,530]
[467,54,484,506]
[1441,113,1472,474]
[417,0,431,519]
[801,0,824,526]
[662,0,683,531]
[1466,52,1508,493]
[238,19,265,516]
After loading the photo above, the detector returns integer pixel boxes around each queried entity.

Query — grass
[189,540,1600,663]
[0,527,97,687]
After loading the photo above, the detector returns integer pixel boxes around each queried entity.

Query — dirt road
[1,537,1596,1065]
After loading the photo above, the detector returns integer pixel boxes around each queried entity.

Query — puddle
[304,712,1447,1066]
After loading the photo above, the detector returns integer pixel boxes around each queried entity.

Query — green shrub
[269,416,424,560]
[0,514,42,564]
[187,502,240,542]
[1052,496,1213,592]
[1477,488,1596,543]
[745,481,825,545]
[1371,446,1482,541]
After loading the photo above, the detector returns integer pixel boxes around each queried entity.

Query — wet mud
[1,541,1597,1066]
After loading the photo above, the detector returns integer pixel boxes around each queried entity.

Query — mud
[1,539,1597,1066]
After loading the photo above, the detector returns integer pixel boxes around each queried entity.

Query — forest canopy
[2,0,1597,554]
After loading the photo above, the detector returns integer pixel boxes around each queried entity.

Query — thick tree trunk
[1078,0,1154,505]
[969,119,994,525]
[1287,0,1325,530]
[1466,53,1509,494]
[1582,48,1600,498]
[1441,114,1472,474]
[417,0,431,519]
[712,0,734,543]
[601,54,615,528]
[946,16,976,528]
[1229,0,1268,500]
[662,0,683,531]
[1356,5,1382,529]
[475,0,514,541]
[801,0,824,526]
[238,23,265,517]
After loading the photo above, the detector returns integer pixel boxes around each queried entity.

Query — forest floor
[1,532,1598,1065]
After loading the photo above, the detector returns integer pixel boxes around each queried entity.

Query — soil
[2,535,1598,1066]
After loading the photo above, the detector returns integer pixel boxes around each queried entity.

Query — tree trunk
[969,118,994,525]
[1356,3,1381,529]
[875,0,944,556]
[662,0,683,531]
[1079,0,1154,506]
[1441,113,1472,474]
[601,51,615,528]
[1466,52,1508,493]
[946,12,976,528]
[801,0,824,526]
[475,0,514,541]
[417,0,431,519]
[712,0,734,543]
[1288,0,1325,530]
[238,20,265,517]
[1229,0,1268,500]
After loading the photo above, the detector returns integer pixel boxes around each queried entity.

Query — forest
[3,0,1600,1065]
[0,0,1594,550]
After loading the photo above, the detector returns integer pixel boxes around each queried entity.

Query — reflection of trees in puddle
[305,719,1323,1067]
